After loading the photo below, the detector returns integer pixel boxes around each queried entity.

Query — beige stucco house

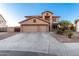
[75,19,79,32]
[19,11,60,32]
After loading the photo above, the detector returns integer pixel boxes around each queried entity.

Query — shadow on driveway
[0,50,57,56]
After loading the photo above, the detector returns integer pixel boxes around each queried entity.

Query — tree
[59,20,71,26]
[58,20,72,30]
[56,20,74,38]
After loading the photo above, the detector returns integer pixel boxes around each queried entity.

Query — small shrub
[56,29,64,35]
[63,30,73,38]
[67,32,73,38]
[64,30,70,36]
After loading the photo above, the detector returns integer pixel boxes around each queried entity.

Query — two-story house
[19,11,60,32]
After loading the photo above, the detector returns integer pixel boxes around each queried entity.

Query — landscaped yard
[50,32,79,43]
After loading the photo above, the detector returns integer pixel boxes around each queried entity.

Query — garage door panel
[38,26,48,32]
[22,26,37,32]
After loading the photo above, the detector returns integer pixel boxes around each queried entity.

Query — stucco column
[20,25,23,32]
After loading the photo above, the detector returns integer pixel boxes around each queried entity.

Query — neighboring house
[0,15,7,32]
[75,19,79,32]
[19,11,60,32]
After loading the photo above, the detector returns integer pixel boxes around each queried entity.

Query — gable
[20,18,49,25]
[0,15,6,22]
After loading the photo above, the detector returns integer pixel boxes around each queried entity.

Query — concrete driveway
[0,32,68,56]
[1,32,79,56]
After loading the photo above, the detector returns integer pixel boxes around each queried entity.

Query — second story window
[44,13,50,21]
[53,19,56,22]
[45,16,50,20]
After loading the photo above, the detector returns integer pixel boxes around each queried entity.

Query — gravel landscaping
[50,32,79,43]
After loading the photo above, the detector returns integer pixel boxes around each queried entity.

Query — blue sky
[0,3,79,26]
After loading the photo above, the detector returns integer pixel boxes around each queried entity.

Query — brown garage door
[22,25,49,32]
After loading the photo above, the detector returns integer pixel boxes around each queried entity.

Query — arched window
[53,19,56,22]
[45,13,50,20]
[45,16,50,20]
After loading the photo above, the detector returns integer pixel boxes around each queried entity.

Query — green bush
[63,30,73,38]
[64,30,70,36]
[67,32,73,38]
[56,29,64,35]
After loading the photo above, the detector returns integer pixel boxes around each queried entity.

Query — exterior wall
[0,27,7,32]
[20,18,48,25]
[0,24,7,27]
[0,21,7,32]
[7,27,15,32]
